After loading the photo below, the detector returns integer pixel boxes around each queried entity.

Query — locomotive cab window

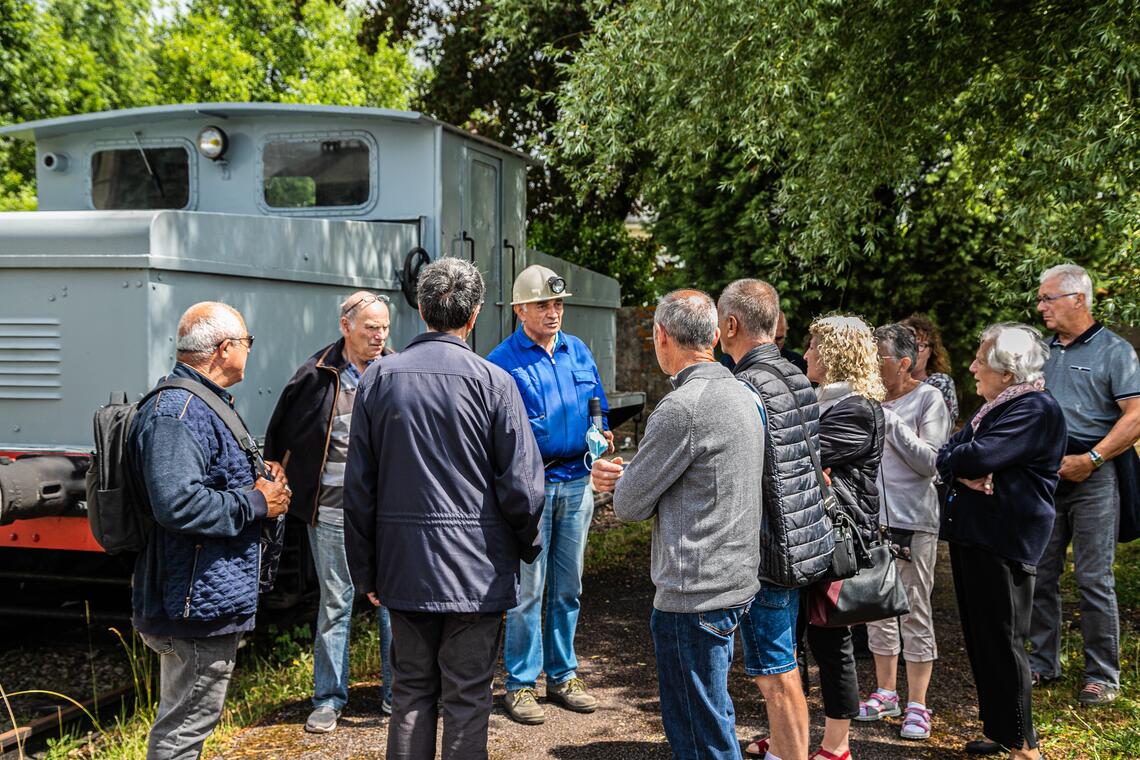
[90,147,190,209]
[262,137,372,209]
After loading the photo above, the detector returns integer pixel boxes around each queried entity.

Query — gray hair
[175,302,244,355]
[717,279,780,340]
[655,289,718,350]
[874,323,918,366]
[417,257,486,331]
[1040,263,1094,306]
[979,322,1050,384]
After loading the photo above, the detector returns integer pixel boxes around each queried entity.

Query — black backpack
[86,377,272,557]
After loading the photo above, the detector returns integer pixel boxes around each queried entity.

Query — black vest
[734,344,834,587]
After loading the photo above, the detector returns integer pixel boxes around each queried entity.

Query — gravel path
[217,508,982,759]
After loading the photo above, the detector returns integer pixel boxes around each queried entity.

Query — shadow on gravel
[549,739,672,758]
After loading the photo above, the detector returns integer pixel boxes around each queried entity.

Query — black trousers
[797,593,860,719]
[950,543,1038,750]
[806,623,860,719]
[387,609,504,760]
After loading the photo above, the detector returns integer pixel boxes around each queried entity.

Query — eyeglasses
[879,354,898,361]
[218,335,255,350]
[341,293,390,318]
[1037,292,1079,305]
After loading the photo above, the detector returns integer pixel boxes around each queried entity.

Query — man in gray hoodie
[591,289,764,760]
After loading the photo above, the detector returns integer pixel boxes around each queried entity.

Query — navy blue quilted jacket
[129,363,269,637]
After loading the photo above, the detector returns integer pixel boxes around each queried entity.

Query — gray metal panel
[0,211,420,290]
[32,117,440,222]
[0,268,151,450]
[528,250,621,392]
[0,103,540,165]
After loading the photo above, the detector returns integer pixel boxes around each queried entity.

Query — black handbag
[807,542,911,627]
[828,507,862,580]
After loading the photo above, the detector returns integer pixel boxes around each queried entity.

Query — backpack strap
[142,377,267,477]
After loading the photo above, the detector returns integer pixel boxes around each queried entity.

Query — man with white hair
[1030,264,1140,706]
[592,289,764,760]
[487,264,612,724]
[265,291,395,733]
[130,301,291,759]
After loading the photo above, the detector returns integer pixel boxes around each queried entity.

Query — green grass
[1034,540,1140,759]
[33,613,384,759]
[584,511,652,574]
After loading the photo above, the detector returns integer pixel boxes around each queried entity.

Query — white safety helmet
[511,264,572,305]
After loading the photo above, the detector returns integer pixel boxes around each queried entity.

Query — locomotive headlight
[196,126,229,160]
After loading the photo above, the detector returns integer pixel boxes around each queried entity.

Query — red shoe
[744,736,769,757]
[810,748,851,760]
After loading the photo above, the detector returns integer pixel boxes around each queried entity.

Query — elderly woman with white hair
[937,323,1067,760]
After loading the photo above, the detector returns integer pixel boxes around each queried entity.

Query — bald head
[340,290,390,327]
[176,302,245,357]
[717,279,780,342]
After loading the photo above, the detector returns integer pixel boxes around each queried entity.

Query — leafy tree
[362,0,658,304]
[153,0,414,107]
[541,0,1140,322]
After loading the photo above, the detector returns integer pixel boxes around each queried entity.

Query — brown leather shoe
[547,677,598,713]
[504,688,545,724]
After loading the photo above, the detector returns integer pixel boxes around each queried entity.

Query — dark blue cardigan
[937,391,1067,566]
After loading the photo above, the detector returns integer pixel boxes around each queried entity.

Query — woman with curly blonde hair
[798,316,886,760]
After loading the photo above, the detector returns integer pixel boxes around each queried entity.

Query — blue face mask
[584,425,609,466]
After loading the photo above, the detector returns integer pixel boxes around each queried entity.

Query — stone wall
[614,306,673,443]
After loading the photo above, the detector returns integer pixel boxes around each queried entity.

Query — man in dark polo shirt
[1028,264,1140,706]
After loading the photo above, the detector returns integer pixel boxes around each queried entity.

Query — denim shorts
[739,583,800,676]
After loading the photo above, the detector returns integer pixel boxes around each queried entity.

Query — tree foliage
[542,0,1140,322]
[362,0,658,303]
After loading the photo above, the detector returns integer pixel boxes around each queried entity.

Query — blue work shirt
[487,328,609,482]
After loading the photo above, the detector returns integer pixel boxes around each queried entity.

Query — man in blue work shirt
[488,264,612,724]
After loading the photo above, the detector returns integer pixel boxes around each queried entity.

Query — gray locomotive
[0,103,643,619]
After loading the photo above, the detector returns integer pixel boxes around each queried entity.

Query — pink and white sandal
[855,689,901,721]
[899,705,932,740]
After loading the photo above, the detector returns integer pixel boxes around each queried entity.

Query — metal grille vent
[0,318,62,400]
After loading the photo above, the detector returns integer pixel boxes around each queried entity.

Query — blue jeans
[308,520,393,710]
[650,605,748,760]
[1029,461,1121,687]
[739,583,800,676]
[504,476,593,691]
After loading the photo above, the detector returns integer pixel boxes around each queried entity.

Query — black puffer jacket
[817,389,885,551]
[734,344,835,587]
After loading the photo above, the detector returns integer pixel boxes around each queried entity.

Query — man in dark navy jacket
[344,258,545,760]
[131,302,290,760]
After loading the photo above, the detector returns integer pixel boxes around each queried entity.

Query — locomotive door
[463,150,503,356]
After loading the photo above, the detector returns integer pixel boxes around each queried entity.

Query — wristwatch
[1088,449,1105,469]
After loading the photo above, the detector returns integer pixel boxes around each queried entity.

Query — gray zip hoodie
[613,361,764,613]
